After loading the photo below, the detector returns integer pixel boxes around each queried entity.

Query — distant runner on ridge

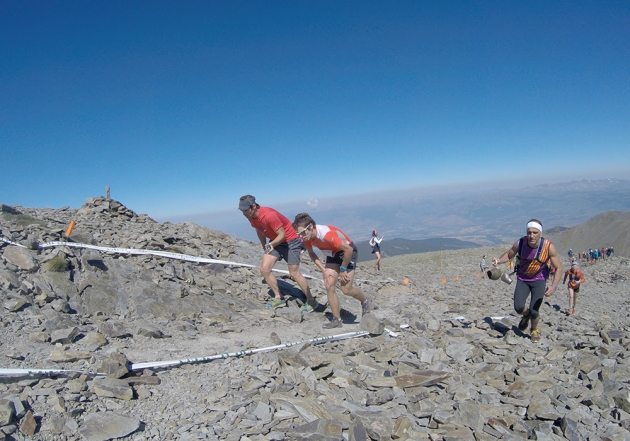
[369,229,384,271]
[492,219,562,344]
[480,255,487,278]
[238,195,316,311]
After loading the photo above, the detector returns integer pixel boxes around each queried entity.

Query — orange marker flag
[441,278,446,284]
[403,278,409,285]
[65,220,76,237]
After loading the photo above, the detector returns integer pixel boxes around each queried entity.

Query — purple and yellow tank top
[517,239,550,282]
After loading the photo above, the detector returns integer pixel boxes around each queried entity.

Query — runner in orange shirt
[239,195,316,310]
[293,212,372,329]
[563,261,585,315]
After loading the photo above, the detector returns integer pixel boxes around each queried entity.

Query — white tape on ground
[383,327,398,337]
[2,238,396,284]
[39,241,257,267]
[36,240,319,280]
[0,315,520,377]
[0,237,27,248]
[442,316,509,321]
[130,331,369,370]
[356,277,396,283]
[440,315,512,322]
[0,331,369,377]
[0,368,102,376]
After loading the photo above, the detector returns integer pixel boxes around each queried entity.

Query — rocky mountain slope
[547,210,630,258]
[1,198,630,440]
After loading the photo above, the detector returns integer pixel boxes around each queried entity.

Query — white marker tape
[0,237,27,248]
[36,240,318,279]
[0,368,102,376]
[39,241,257,267]
[2,238,396,285]
[383,327,398,337]
[0,331,369,377]
[130,331,369,370]
[356,277,396,283]
[443,316,466,321]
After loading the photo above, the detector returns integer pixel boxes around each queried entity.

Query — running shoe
[323,317,343,329]
[530,328,541,343]
[518,315,530,331]
[266,298,285,308]
[361,297,373,316]
[301,299,318,313]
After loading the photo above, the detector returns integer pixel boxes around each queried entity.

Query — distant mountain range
[303,178,630,246]
[354,237,481,262]
[355,209,630,262]
[166,178,630,249]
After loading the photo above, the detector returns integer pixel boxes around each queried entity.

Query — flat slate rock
[78,411,141,441]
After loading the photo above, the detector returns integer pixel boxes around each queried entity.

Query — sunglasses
[296,225,312,237]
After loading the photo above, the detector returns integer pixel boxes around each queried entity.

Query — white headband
[526,221,542,232]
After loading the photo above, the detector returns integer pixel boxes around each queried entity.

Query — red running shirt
[249,207,298,242]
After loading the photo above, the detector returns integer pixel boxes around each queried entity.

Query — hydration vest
[515,237,550,277]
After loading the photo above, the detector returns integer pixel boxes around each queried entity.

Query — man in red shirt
[563,261,585,315]
[293,212,372,329]
[239,195,316,310]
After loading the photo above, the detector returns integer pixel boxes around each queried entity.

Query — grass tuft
[47,255,69,272]
[1,212,46,227]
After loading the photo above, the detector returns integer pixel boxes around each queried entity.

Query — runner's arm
[545,244,563,295]
[306,248,326,272]
[493,241,518,266]
[339,242,354,271]
[269,227,286,248]
[256,230,267,249]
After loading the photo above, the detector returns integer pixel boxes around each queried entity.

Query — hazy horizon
[158,177,630,244]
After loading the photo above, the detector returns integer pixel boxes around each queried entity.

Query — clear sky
[2,1,629,220]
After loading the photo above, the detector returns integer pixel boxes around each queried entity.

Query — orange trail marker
[455,276,459,281]
[441,278,446,284]
[65,220,76,237]
[403,278,409,285]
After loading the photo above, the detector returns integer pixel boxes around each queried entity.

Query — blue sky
[2,1,629,223]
